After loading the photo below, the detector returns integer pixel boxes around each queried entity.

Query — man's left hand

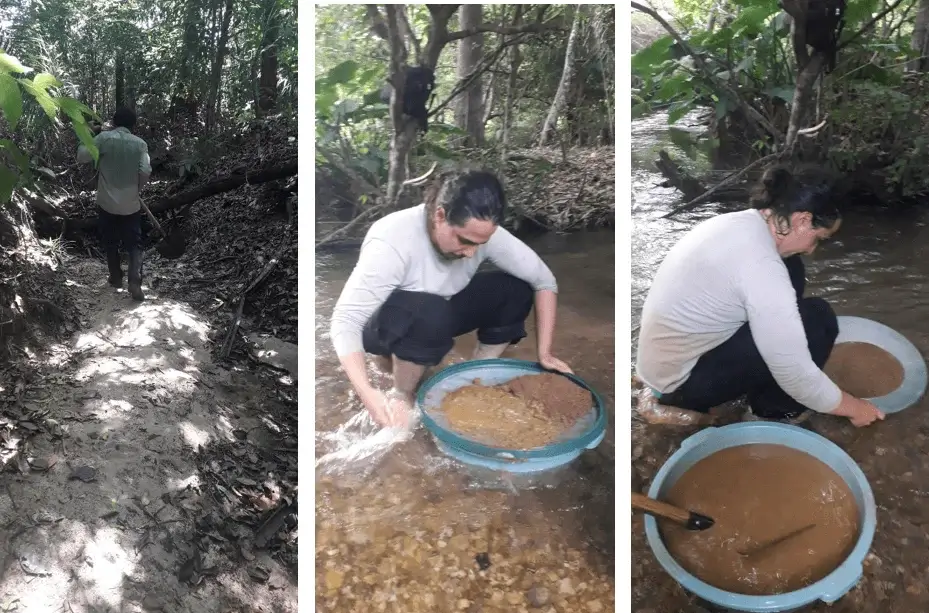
[539,353,573,374]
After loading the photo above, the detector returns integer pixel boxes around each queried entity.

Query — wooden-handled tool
[738,523,816,557]
[632,492,715,531]
[139,198,186,259]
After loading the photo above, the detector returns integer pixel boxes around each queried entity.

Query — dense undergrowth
[632,0,929,205]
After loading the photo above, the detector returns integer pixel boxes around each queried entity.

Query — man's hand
[539,353,573,374]
[359,387,414,428]
[831,392,885,428]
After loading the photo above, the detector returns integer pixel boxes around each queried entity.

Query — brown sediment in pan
[439,373,592,450]
[661,443,860,596]
[823,341,904,398]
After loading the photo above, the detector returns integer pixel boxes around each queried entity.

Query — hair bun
[762,165,793,198]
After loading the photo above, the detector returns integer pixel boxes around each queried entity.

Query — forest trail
[0,258,296,613]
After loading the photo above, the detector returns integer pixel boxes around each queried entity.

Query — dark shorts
[659,256,839,419]
[362,271,535,366]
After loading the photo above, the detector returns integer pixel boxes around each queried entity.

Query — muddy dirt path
[0,258,296,613]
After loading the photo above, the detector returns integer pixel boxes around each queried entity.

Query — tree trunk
[206,0,235,133]
[501,6,524,162]
[89,47,96,111]
[455,4,484,147]
[785,54,826,148]
[382,4,547,206]
[539,5,584,147]
[482,71,496,126]
[258,0,280,116]
[114,50,125,108]
[592,4,614,145]
[909,0,929,71]
[178,19,198,100]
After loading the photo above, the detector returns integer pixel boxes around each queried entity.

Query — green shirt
[77,127,152,215]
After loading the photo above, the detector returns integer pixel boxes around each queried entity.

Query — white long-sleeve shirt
[330,204,559,357]
[636,209,842,414]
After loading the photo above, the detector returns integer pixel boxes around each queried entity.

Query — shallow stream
[632,112,929,612]
[315,231,616,613]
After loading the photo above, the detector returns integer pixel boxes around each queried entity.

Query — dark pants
[660,256,839,419]
[362,271,535,366]
[98,208,142,285]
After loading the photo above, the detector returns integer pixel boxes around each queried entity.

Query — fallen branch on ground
[65,161,298,230]
[663,153,780,218]
[220,226,294,359]
[655,150,706,201]
[315,205,384,250]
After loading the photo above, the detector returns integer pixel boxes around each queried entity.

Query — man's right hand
[359,387,413,428]
[831,392,885,427]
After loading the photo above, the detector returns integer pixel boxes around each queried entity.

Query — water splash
[315,409,420,479]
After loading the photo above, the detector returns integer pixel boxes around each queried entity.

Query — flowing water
[632,112,929,612]
[315,231,615,613]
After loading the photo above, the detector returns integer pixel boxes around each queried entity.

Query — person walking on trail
[77,107,152,302]
[635,164,885,429]
[330,168,574,428]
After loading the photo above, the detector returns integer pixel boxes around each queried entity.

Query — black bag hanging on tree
[806,0,846,73]
[381,65,436,133]
[785,0,846,74]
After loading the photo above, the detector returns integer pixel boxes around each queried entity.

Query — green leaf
[668,99,697,124]
[426,122,467,136]
[73,122,98,163]
[0,52,31,76]
[18,79,57,119]
[421,141,457,160]
[656,72,691,100]
[730,5,777,34]
[842,0,882,31]
[0,139,29,174]
[850,64,901,85]
[668,126,699,158]
[32,72,61,90]
[715,95,734,119]
[632,101,652,119]
[632,36,674,76]
[56,96,98,120]
[362,89,383,106]
[764,85,794,103]
[326,60,360,86]
[0,164,18,203]
[735,56,754,74]
[0,73,22,129]
[332,99,361,122]
[771,12,791,34]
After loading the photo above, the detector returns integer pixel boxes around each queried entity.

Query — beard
[426,213,463,260]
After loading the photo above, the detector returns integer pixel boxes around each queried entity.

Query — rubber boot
[106,250,123,288]
[128,249,144,301]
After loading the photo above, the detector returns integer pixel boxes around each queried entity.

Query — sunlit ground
[0,259,295,613]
